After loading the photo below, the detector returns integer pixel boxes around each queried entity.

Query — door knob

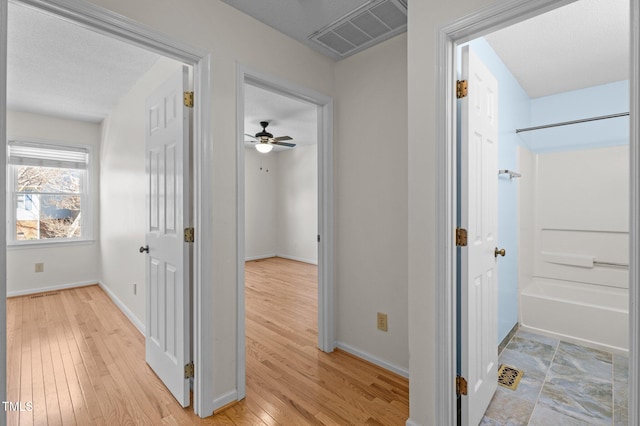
[139,245,149,253]
[494,247,506,258]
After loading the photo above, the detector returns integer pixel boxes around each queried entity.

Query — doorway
[0,0,214,417]
[235,66,334,398]
[458,2,630,421]
[435,0,640,424]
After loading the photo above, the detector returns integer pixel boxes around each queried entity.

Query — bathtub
[520,277,628,353]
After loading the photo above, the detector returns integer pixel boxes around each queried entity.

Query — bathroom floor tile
[505,336,557,363]
[499,348,551,382]
[614,353,629,383]
[515,329,560,349]
[483,389,534,426]
[552,341,612,381]
[528,404,598,426]
[482,329,624,426]
[537,365,613,424]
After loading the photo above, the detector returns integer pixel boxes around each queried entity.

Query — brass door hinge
[455,228,468,247]
[184,227,195,243]
[456,375,468,396]
[184,91,194,108]
[185,362,194,379]
[456,80,468,99]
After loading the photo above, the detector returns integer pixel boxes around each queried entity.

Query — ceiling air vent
[309,0,407,59]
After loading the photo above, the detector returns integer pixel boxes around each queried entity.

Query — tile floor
[481,329,628,425]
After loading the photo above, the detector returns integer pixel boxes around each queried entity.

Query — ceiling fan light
[255,143,273,154]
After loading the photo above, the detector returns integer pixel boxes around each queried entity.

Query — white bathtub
[520,277,628,353]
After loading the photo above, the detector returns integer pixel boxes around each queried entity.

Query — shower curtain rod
[515,112,630,134]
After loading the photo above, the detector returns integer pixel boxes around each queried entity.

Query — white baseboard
[98,280,145,335]
[406,419,421,426]
[212,390,238,412]
[245,253,276,261]
[335,341,409,378]
[7,280,97,297]
[276,253,318,265]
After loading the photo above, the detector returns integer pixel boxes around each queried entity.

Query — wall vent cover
[309,0,407,58]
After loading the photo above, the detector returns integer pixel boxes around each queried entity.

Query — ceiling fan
[245,121,296,153]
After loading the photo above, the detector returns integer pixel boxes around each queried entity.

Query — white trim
[405,420,421,426]
[0,1,7,411]
[275,253,318,265]
[98,280,145,335]
[3,0,214,418]
[212,390,238,413]
[244,254,277,261]
[629,0,640,421]
[435,0,639,425]
[7,280,97,298]
[335,341,409,378]
[236,64,335,401]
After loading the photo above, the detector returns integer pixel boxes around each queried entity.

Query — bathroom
[461,0,630,423]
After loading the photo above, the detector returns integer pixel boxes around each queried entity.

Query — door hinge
[456,80,468,99]
[456,375,468,396]
[317,234,320,243]
[184,91,194,108]
[185,362,194,379]
[184,227,195,243]
[455,228,468,247]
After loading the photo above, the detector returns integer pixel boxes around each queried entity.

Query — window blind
[8,140,89,169]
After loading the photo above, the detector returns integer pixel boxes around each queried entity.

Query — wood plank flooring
[7,257,408,425]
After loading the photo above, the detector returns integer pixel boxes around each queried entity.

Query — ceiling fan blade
[245,140,258,143]
[272,141,296,148]
[244,133,258,140]
[273,136,292,142]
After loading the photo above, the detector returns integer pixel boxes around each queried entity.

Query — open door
[143,66,191,407]
[459,46,499,425]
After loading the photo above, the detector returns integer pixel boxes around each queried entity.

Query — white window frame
[7,139,93,246]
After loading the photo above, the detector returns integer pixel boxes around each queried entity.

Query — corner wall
[99,56,183,329]
[407,1,498,423]
[334,33,409,374]
[6,110,101,296]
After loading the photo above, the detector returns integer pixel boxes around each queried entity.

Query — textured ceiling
[244,84,317,153]
[485,0,629,98]
[7,2,161,123]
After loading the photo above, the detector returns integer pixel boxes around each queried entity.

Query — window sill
[7,239,96,250]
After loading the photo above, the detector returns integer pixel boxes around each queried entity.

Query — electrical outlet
[35,263,44,273]
[133,283,137,295]
[377,312,388,332]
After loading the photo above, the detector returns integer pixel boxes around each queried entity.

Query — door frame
[235,65,335,399]
[435,0,640,424]
[0,0,215,417]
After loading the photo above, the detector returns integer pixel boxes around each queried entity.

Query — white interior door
[459,46,499,426]
[144,66,191,407]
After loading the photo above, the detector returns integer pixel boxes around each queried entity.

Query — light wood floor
[7,257,408,425]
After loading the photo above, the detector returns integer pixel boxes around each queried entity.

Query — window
[8,140,92,244]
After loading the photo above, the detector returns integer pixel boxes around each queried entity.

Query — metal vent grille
[309,0,407,59]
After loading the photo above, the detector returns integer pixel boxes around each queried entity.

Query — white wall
[244,148,277,259]
[408,1,497,424]
[334,33,408,374]
[83,0,335,406]
[6,110,100,296]
[517,146,535,296]
[245,145,318,264]
[276,145,317,264]
[523,145,629,289]
[99,57,183,329]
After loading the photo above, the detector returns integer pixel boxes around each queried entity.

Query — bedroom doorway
[235,67,334,398]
